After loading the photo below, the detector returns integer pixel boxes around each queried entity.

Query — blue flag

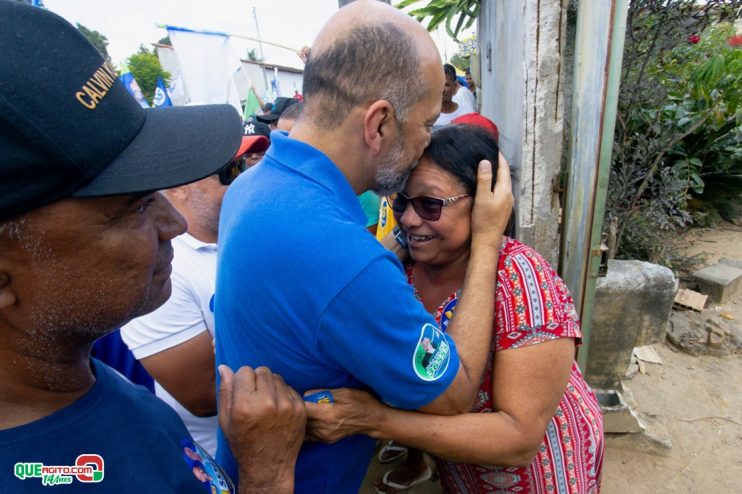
[153,78,173,108]
[119,69,149,108]
[270,78,280,100]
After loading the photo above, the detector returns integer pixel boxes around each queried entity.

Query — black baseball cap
[255,97,299,124]
[243,116,272,141]
[0,2,243,221]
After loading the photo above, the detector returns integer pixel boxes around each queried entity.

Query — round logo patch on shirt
[181,439,234,493]
[412,323,451,381]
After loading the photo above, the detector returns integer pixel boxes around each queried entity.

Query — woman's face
[394,156,473,267]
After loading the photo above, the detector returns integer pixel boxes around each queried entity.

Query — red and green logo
[14,454,104,486]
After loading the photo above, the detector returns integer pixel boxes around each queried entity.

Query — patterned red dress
[406,238,604,493]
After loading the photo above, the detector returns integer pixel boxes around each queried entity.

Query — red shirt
[406,238,604,493]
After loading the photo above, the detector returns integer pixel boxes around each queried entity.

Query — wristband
[304,390,334,404]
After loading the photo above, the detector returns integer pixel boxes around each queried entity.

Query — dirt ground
[603,222,742,494]
[360,222,742,494]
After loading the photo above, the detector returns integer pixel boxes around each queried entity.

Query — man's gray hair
[302,22,427,129]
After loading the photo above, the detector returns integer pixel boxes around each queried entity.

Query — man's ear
[363,100,397,155]
[0,272,16,309]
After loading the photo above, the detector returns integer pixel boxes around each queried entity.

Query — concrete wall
[479,0,567,265]
[239,62,304,102]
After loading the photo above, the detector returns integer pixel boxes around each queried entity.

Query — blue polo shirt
[215,132,460,493]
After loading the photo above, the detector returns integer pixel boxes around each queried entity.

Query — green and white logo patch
[412,323,450,381]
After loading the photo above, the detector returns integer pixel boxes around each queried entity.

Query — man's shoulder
[278,221,389,281]
[94,360,184,419]
[0,362,205,493]
[217,215,395,330]
[169,234,216,294]
[222,184,381,266]
[0,360,188,445]
[92,361,195,444]
[89,361,193,438]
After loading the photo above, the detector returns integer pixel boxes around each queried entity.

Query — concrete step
[719,257,742,270]
[692,261,742,303]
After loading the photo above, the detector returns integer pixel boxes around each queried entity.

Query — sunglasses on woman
[391,192,470,221]
[217,157,248,186]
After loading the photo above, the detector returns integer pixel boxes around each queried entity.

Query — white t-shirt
[121,233,218,455]
[453,85,477,115]
[434,103,468,128]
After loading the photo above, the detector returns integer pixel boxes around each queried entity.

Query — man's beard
[373,139,417,196]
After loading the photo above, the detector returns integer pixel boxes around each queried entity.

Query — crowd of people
[0,1,603,493]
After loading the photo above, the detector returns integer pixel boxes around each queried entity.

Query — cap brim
[234,135,269,158]
[255,113,279,124]
[73,104,242,197]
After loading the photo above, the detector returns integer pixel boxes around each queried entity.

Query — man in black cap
[255,96,300,129]
[0,3,304,493]
[242,116,273,168]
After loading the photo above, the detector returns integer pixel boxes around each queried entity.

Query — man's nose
[155,192,187,240]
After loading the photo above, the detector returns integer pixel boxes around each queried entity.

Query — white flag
[168,74,185,101]
[167,27,242,115]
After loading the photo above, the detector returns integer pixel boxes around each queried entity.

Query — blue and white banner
[119,70,150,108]
[166,25,243,115]
[152,77,173,107]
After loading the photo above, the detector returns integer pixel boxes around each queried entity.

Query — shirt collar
[176,232,217,252]
[265,131,367,227]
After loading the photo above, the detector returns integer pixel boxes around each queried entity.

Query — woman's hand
[470,153,513,249]
[305,388,386,443]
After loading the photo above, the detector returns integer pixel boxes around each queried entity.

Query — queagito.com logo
[14,454,104,486]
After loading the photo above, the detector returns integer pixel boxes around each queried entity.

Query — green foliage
[606,0,741,266]
[158,35,171,46]
[76,23,111,63]
[396,0,480,41]
[127,46,170,105]
[449,35,477,71]
[449,53,469,71]
[247,48,261,62]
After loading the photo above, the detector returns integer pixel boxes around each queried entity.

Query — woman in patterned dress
[306,124,604,494]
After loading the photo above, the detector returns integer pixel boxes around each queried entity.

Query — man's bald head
[302,0,439,129]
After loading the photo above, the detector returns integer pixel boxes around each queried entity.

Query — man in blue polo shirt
[215,1,513,492]
[0,4,305,494]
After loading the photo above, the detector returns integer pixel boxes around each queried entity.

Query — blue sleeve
[316,253,460,409]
